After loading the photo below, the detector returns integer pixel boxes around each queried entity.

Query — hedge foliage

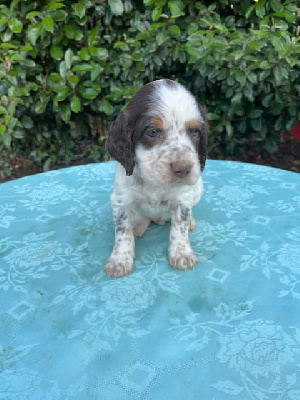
[0,0,299,177]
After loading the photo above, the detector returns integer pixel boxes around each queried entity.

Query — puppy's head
[106,79,208,185]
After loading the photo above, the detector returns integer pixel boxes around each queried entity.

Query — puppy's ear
[105,111,135,176]
[198,106,209,172]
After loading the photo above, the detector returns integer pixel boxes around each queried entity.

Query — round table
[1,161,299,399]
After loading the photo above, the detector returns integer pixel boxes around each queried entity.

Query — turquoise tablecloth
[1,161,300,399]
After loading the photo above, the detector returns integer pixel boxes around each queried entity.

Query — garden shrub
[0,0,299,178]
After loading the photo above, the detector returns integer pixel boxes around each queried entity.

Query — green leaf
[231,92,242,104]
[284,10,296,23]
[27,26,40,46]
[65,49,74,69]
[237,120,246,133]
[79,87,99,100]
[273,17,288,30]
[255,0,266,18]
[245,5,254,19]
[67,74,79,85]
[50,45,63,60]
[259,70,269,80]
[207,113,220,121]
[250,118,263,132]
[65,24,76,38]
[23,59,36,68]
[3,132,12,147]
[43,16,54,32]
[59,61,68,77]
[0,17,7,29]
[55,87,71,101]
[8,18,23,33]
[26,11,42,19]
[249,109,263,118]
[21,44,33,51]
[10,54,23,63]
[79,48,90,60]
[59,104,71,122]
[168,25,180,37]
[108,0,124,15]
[168,0,184,16]
[235,71,246,87]
[12,130,24,139]
[91,65,103,81]
[270,0,283,12]
[88,27,99,46]
[48,73,63,83]
[247,72,257,84]
[52,10,67,21]
[90,47,109,60]
[48,1,65,11]
[35,96,50,114]
[260,16,270,29]
[10,0,20,13]
[71,95,81,113]
[21,115,33,129]
[74,3,86,19]
[259,60,270,69]
[48,83,64,93]
[262,93,273,107]
[152,8,162,21]
[271,36,284,51]
[274,65,284,85]
[0,43,17,49]
[72,63,93,72]
[101,99,113,115]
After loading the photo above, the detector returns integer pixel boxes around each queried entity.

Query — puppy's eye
[190,129,200,138]
[148,129,159,138]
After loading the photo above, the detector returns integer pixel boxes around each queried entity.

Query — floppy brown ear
[198,106,209,172]
[105,111,135,176]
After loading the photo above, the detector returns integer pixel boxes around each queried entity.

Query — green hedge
[0,0,299,177]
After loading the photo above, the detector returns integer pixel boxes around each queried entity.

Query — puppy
[105,79,208,278]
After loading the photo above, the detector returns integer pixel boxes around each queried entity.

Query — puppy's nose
[170,162,192,178]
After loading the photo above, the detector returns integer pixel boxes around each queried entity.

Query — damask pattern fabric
[0,161,299,399]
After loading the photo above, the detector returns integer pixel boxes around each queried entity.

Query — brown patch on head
[139,115,166,149]
[152,116,164,131]
[105,81,157,175]
[187,119,201,131]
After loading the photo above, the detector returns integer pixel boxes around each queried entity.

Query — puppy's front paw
[105,253,134,278]
[169,244,197,271]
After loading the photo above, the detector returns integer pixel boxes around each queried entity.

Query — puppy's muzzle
[170,161,192,179]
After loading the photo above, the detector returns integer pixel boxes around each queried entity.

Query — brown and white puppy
[105,79,208,278]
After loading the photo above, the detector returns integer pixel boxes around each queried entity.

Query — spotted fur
[105,79,208,277]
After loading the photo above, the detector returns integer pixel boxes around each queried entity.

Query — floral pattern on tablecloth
[0,160,299,400]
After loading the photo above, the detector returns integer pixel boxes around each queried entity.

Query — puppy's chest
[136,197,172,220]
